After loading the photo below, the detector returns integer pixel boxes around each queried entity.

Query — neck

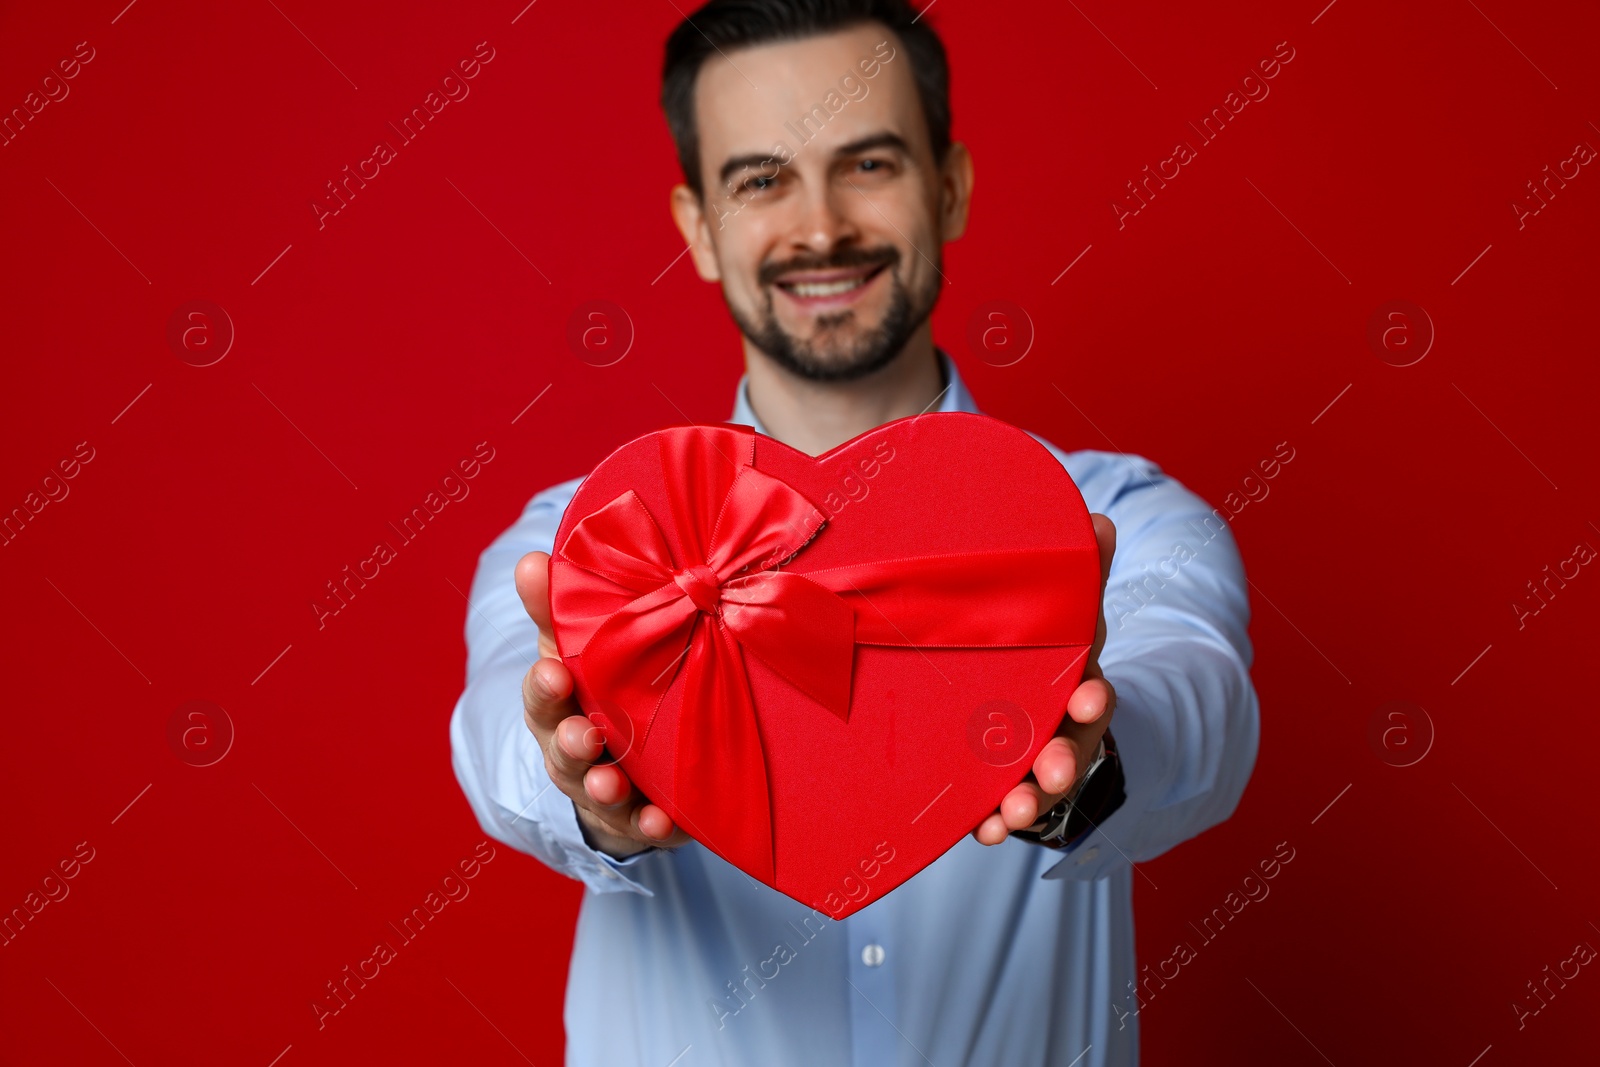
[742,324,947,456]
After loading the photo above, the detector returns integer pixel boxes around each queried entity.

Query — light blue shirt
[449,352,1260,1066]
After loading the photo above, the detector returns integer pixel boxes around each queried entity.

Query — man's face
[674,24,966,382]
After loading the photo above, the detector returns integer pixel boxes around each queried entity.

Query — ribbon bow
[551,425,1097,882]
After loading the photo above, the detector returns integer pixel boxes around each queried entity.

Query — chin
[731,274,929,385]
[774,339,905,384]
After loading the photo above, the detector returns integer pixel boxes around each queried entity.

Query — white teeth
[788,275,867,298]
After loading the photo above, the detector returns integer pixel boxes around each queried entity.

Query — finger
[1090,513,1117,590]
[585,792,691,850]
[547,713,604,783]
[1087,515,1115,662]
[1031,734,1081,796]
[573,772,642,832]
[1065,674,1116,726]
[972,812,1010,846]
[514,551,557,643]
[556,714,606,764]
[635,803,692,847]
[1000,780,1055,831]
[522,657,576,737]
[575,798,649,853]
[582,761,634,808]
[1065,513,1119,726]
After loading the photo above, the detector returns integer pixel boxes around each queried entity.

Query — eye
[736,172,778,196]
[853,157,895,177]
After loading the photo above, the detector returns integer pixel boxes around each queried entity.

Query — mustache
[760,246,900,287]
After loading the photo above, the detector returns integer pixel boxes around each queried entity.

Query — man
[449,2,1260,1063]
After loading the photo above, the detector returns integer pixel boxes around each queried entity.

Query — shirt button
[600,865,619,879]
[1074,846,1100,865]
[861,943,885,967]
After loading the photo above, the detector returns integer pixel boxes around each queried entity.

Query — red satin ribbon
[551,424,1097,882]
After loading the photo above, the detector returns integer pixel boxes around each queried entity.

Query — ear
[938,142,974,243]
[669,183,723,282]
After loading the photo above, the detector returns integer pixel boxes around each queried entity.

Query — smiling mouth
[774,263,890,302]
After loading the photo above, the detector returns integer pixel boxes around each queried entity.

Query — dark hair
[661,0,951,198]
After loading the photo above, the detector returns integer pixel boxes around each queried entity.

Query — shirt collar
[728,348,979,433]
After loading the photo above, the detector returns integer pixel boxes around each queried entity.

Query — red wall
[2,1,1596,1063]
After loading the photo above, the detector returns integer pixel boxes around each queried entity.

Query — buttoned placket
[845,905,900,1065]
[731,348,962,1064]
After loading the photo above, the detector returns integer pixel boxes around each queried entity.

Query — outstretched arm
[449,480,688,895]
[1032,450,1261,881]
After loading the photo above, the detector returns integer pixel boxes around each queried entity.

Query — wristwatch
[1012,730,1125,850]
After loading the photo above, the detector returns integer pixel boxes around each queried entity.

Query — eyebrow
[832,131,912,158]
[715,131,913,189]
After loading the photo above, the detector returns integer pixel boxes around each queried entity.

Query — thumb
[514,550,555,635]
[1091,513,1117,594]
[1083,513,1117,674]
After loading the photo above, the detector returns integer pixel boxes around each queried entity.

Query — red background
[2,1,1596,1064]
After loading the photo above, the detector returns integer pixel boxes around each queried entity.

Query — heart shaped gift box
[548,412,1100,919]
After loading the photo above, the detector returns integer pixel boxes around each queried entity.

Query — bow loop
[561,489,676,590]
[705,465,828,578]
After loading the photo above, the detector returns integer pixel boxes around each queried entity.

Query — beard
[725,244,942,383]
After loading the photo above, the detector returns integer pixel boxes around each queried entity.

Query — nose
[787,179,860,256]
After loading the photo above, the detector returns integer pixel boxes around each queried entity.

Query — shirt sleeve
[1035,449,1262,882]
[448,477,659,896]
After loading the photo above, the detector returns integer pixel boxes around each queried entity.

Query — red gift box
[549,412,1101,919]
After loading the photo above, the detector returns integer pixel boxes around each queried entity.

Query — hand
[973,513,1118,846]
[515,550,691,860]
